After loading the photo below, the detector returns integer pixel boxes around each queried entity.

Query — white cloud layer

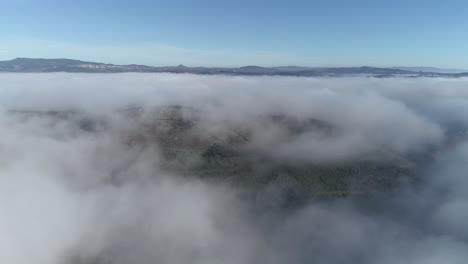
[1,74,468,264]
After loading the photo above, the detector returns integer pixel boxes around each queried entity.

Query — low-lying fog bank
[1,73,468,264]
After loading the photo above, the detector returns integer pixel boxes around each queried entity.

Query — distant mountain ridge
[1,58,467,77]
[392,66,467,74]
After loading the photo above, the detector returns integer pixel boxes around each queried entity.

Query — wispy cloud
[0,38,303,67]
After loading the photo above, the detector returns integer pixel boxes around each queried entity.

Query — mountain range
[1,58,467,77]
[392,66,467,74]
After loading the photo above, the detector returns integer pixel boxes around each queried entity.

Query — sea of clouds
[1,73,468,264]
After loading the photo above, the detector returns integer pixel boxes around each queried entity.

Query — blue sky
[1,0,467,68]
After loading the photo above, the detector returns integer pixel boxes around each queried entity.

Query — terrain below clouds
[1,74,468,264]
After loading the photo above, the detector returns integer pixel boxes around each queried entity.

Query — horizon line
[2,57,467,71]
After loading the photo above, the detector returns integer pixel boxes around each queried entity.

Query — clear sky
[1,0,467,68]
